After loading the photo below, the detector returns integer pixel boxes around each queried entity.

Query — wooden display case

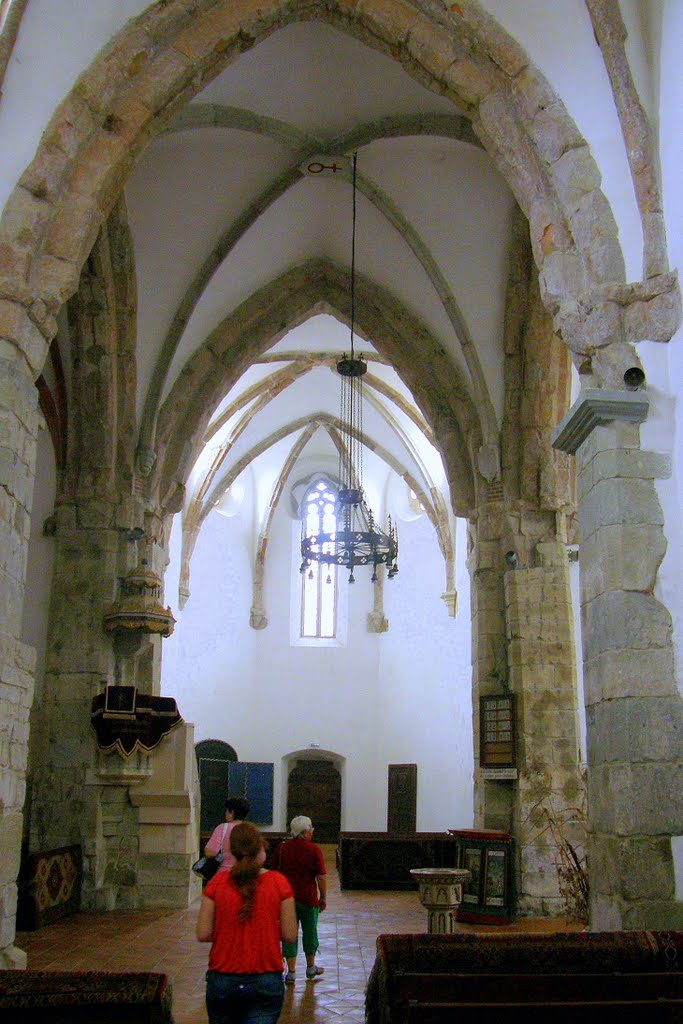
[448,828,515,922]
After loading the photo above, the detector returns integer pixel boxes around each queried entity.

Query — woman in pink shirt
[205,796,250,873]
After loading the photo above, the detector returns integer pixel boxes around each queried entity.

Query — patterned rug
[0,970,173,1023]
[17,844,82,930]
[376,929,683,973]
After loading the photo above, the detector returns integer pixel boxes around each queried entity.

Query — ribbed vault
[138,103,496,460]
[154,258,481,520]
[1,0,633,402]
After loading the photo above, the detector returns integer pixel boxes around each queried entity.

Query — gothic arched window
[300,479,338,639]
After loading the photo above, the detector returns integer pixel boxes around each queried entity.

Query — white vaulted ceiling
[124,19,518,568]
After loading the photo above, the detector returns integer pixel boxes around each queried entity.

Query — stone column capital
[551,388,649,455]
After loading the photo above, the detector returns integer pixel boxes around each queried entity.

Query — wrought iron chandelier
[300,153,399,584]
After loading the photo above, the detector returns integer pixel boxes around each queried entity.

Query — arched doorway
[286,757,342,843]
[195,739,238,835]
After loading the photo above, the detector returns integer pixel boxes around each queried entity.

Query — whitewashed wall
[379,515,473,830]
[162,492,474,833]
[162,485,259,748]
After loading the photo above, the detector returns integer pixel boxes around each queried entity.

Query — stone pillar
[554,390,683,928]
[0,355,41,968]
[468,505,509,831]
[469,501,584,916]
[28,500,121,907]
[506,543,584,917]
[31,511,194,911]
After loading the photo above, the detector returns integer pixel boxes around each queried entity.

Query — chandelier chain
[300,150,398,583]
[350,151,357,359]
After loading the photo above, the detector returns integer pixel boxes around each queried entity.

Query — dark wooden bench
[337,832,458,890]
[404,995,683,1022]
[366,931,683,1024]
[394,968,683,1003]
[0,970,174,1023]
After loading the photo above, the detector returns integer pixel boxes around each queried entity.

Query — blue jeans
[205,970,284,1024]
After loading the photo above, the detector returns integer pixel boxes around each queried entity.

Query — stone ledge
[552,389,649,454]
[130,791,191,809]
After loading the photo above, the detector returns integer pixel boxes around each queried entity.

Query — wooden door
[286,759,341,842]
[195,739,237,834]
[387,763,417,833]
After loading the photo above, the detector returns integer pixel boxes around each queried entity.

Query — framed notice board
[480,694,516,767]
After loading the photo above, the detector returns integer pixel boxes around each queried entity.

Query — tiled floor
[16,846,581,1023]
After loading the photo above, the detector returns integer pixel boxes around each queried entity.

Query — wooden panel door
[387,763,417,833]
[286,759,341,843]
[195,740,237,834]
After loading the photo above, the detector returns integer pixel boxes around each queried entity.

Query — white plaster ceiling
[124,18,518,540]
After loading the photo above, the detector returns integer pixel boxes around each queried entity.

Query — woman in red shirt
[197,821,297,1023]
[272,815,327,984]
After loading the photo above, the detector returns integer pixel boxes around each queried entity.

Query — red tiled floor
[16,846,581,1023]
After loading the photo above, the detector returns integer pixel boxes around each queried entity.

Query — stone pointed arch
[1,0,650,392]
[204,358,432,453]
[183,364,312,542]
[179,409,450,612]
[191,358,435,525]
[204,358,322,445]
[154,258,480,519]
[249,424,323,631]
[178,351,450,606]
[179,419,322,611]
